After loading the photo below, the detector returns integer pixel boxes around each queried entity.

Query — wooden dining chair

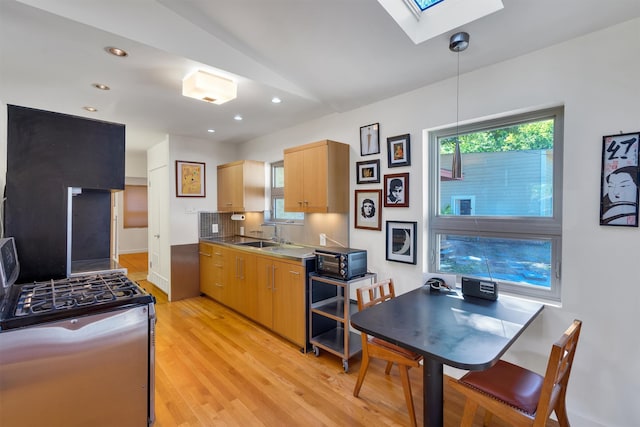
[448,319,582,427]
[352,279,423,427]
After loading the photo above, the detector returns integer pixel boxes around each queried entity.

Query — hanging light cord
[456,49,460,143]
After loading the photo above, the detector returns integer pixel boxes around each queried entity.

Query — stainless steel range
[0,237,156,426]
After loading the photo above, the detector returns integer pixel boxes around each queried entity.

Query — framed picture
[387,134,411,167]
[356,159,381,184]
[600,132,640,226]
[384,172,409,207]
[355,189,382,230]
[386,221,417,264]
[176,160,206,197]
[360,123,380,156]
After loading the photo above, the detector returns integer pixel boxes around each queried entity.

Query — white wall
[239,18,640,427]
[168,134,237,245]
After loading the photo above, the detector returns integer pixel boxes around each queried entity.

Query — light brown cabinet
[256,256,306,347]
[199,242,228,302]
[217,160,265,212]
[226,248,257,317]
[200,242,310,349]
[284,140,349,213]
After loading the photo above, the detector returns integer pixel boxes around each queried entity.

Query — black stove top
[0,272,154,330]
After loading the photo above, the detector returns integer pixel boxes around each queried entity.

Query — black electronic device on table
[461,276,498,300]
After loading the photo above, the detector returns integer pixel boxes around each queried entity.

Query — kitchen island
[199,237,317,350]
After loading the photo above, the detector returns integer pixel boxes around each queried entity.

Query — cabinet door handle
[199,251,211,257]
[289,270,300,275]
[272,265,277,291]
[266,265,272,290]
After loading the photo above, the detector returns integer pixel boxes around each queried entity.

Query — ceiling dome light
[93,83,110,90]
[233,114,243,121]
[207,129,215,133]
[271,97,282,104]
[83,106,98,112]
[105,46,128,57]
[182,70,237,105]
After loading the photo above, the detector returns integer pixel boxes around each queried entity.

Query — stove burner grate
[14,272,144,317]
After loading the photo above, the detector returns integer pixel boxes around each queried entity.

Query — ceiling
[2,0,640,153]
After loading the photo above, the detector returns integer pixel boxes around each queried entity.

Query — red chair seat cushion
[370,337,422,360]
[458,360,544,415]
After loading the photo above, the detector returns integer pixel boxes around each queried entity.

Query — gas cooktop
[0,272,154,330]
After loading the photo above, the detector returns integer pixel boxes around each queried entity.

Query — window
[123,184,148,228]
[428,107,563,302]
[270,161,304,222]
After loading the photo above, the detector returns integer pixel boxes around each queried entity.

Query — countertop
[199,236,318,262]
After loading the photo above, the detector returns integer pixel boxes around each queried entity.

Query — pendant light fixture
[449,31,469,180]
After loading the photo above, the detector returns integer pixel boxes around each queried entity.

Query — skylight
[377,0,504,45]
[413,0,444,12]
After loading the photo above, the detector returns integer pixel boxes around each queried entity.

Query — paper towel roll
[231,214,245,221]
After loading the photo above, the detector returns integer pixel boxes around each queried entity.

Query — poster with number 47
[600,132,640,226]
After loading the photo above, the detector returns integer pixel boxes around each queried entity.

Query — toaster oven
[315,247,367,281]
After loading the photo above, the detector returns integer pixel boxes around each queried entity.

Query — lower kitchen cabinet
[199,242,227,301]
[256,256,306,347]
[199,241,313,350]
[227,249,256,316]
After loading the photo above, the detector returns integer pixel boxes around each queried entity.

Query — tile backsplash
[198,211,349,248]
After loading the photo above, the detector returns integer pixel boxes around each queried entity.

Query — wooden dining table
[350,285,544,427]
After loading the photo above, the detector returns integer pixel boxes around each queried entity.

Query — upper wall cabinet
[217,160,265,212]
[284,140,349,213]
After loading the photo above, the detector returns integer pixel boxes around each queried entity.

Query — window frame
[269,160,304,223]
[427,107,564,302]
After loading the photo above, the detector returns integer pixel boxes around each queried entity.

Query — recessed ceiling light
[271,97,282,104]
[93,83,110,90]
[105,46,128,57]
[83,106,98,112]
[207,129,215,133]
[234,114,243,121]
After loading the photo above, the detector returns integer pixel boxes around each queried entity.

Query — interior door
[148,165,170,295]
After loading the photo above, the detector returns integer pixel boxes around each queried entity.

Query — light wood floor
[119,252,559,427]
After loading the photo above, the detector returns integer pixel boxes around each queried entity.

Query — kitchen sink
[238,241,280,248]
[262,244,305,251]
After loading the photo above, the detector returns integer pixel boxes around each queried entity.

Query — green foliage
[441,119,554,154]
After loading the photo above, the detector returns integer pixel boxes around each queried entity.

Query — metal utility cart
[308,272,376,372]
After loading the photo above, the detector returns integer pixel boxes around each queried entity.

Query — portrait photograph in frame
[360,123,380,156]
[356,159,381,184]
[384,172,409,207]
[386,221,417,264]
[387,134,411,168]
[600,131,639,226]
[176,160,206,197]
[355,189,382,230]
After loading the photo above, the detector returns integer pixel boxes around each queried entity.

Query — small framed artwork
[360,123,380,156]
[355,189,382,230]
[600,131,640,226]
[384,172,409,207]
[386,221,417,264]
[356,159,381,184]
[176,160,206,197]
[387,134,411,168]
